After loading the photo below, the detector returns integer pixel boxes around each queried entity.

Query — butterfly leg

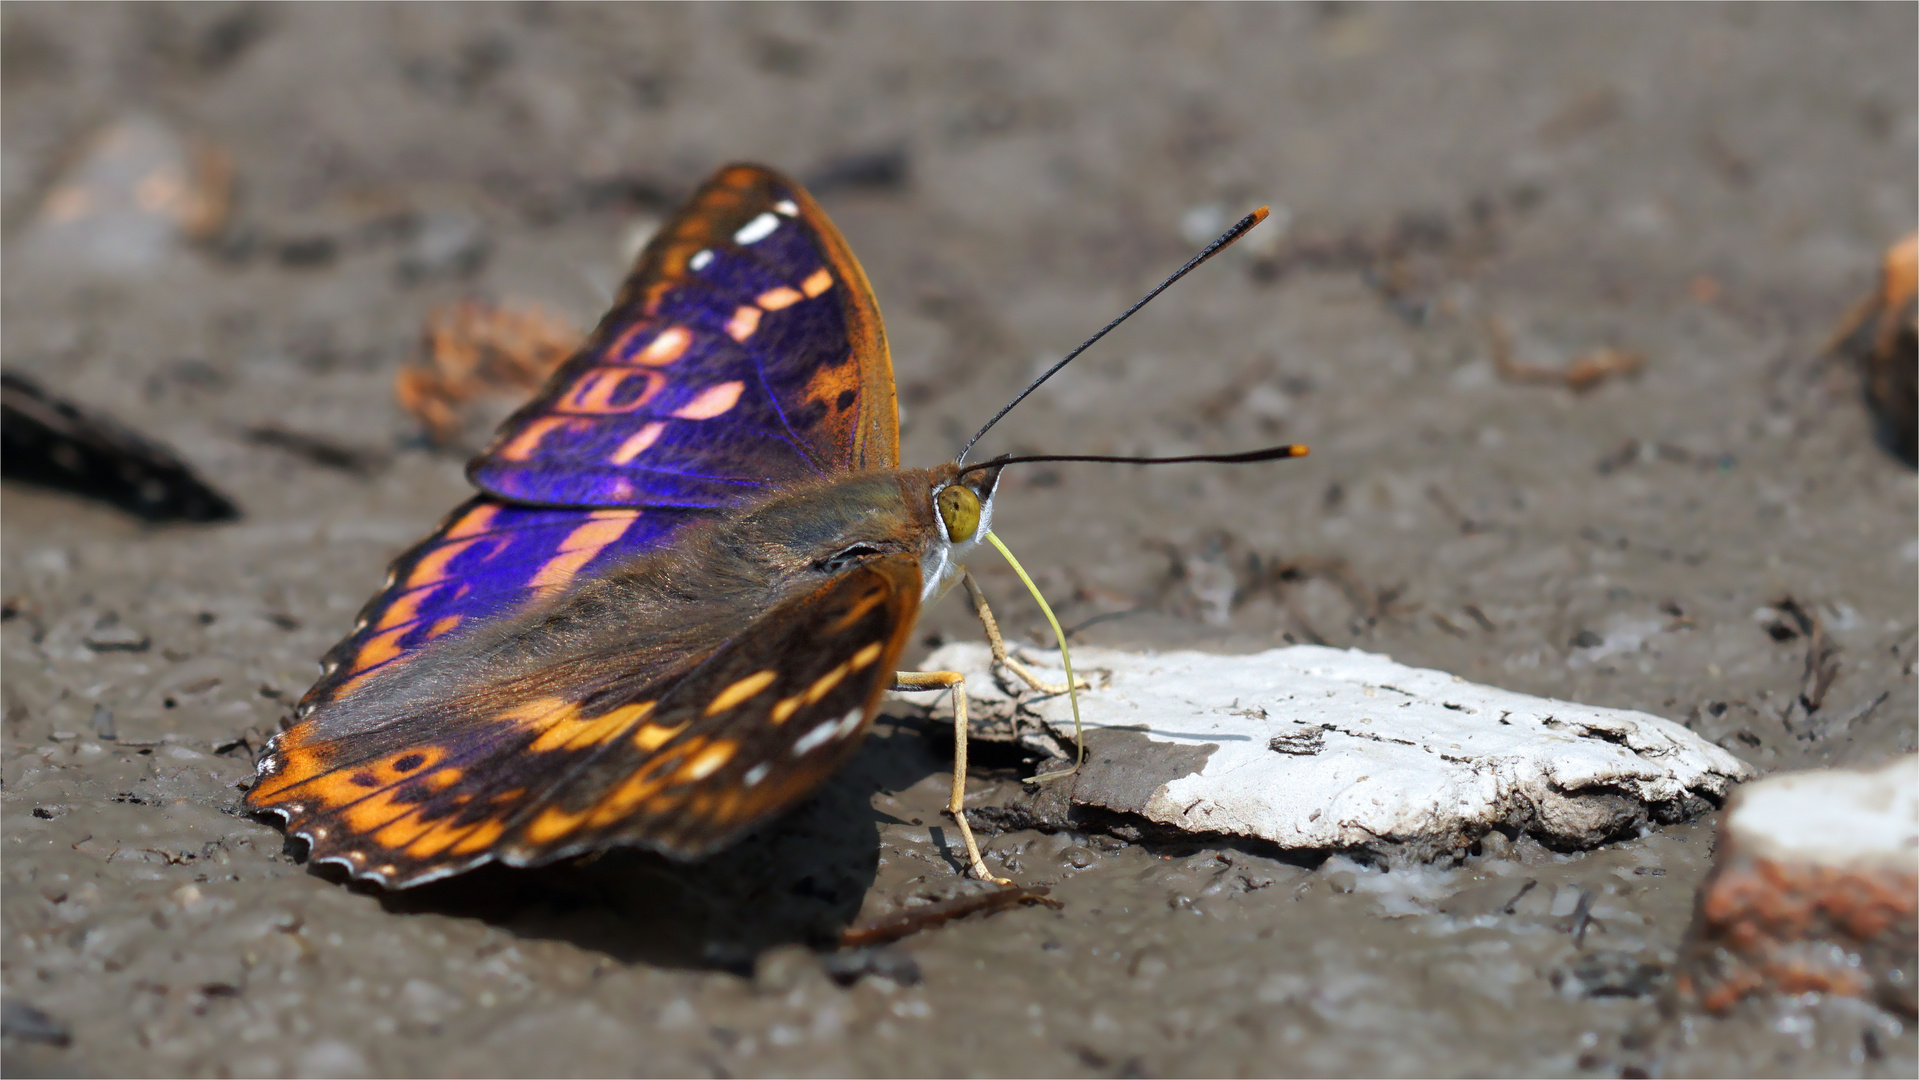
[891,669,1013,886]
[960,568,1089,694]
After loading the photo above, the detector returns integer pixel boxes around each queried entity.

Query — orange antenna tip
[1250,206,1271,226]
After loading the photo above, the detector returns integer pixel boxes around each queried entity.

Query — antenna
[955,443,1308,482]
[957,206,1270,464]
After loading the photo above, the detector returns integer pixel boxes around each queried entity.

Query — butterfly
[245,163,1298,890]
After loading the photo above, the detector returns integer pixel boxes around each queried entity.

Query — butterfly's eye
[936,484,980,543]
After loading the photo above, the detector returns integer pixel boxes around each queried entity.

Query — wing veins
[746,348,831,476]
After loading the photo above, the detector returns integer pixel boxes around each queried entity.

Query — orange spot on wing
[829,588,888,632]
[405,536,493,590]
[638,326,692,366]
[426,615,461,639]
[804,662,850,705]
[498,696,577,736]
[802,359,861,417]
[371,771,462,849]
[850,641,884,670]
[609,422,666,465]
[632,721,688,751]
[329,669,378,700]
[248,732,328,804]
[321,747,451,835]
[673,381,745,420]
[556,367,665,414]
[528,700,654,753]
[400,815,488,859]
[706,669,777,715]
[756,285,804,311]
[448,817,508,855]
[372,584,434,634]
[801,268,833,298]
[524,805,591,844]
[725,305,761,341]
[445,503,500,539]
[528,510,638,594]
[498,416,589,462]
[588,753,686,826]
[558,510,639,552]
[338,785,421,837]
[770,695,802,725]
[345,627,407,677]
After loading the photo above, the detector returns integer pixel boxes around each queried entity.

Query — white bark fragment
[910,643,1755,854]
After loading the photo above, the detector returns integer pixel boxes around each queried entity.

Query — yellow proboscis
[983,531,1084,783]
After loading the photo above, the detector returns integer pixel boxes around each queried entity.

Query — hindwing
[248,554,922,887]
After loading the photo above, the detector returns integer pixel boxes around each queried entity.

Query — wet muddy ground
[3,4,1914,1077]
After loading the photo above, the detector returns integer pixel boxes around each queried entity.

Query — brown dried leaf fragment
[395,300,584,445]
[1484,315,1645,394]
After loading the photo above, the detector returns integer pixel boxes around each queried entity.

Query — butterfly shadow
[360,711,948,972]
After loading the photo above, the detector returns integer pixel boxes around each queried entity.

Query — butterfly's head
[920,462,1003,602]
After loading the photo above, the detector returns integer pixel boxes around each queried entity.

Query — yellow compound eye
[936,484,981,543]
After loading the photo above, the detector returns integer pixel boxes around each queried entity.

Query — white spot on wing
[793,714,852,756]
[744,763,771,786]
[734,212,779,245]
[835,711,863,739]
[773,199,799,217]
[689,249,714,272]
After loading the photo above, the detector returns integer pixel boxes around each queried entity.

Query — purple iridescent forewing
[295,165,900,710]
[469,164,898,509]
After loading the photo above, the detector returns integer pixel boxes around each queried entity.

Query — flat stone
[908,643,1754,857]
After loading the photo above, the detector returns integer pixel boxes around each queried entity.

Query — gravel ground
[3,4,1914,1077]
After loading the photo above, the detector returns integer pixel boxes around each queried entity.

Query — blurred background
[2,5,1913,1076]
